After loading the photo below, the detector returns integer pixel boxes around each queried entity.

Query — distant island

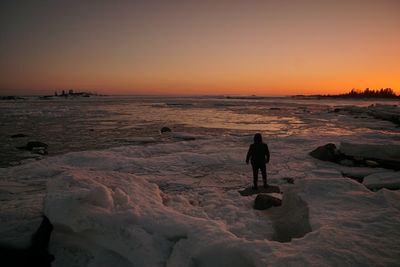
[39,89,104,99]
[0,96,25,100]
[295,88,399,99]
[0,89,106,100]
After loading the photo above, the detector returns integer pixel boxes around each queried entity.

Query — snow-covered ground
[1,96,399,266]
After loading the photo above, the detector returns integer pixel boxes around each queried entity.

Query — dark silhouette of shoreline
[293,88,399,99]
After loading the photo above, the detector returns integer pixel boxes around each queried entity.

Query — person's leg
[252,164,259,189]
[260,164,267,187]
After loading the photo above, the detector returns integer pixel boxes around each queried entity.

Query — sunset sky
[1,0,399,96]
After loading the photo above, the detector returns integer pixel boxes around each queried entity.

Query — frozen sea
[1,96,400,267]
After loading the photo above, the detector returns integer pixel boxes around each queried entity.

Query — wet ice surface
[2,96,399,167]
[1,96,400,266]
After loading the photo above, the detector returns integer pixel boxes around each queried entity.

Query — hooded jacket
[246,133,270,166]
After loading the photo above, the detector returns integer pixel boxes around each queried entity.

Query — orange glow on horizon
[1,1,399,96]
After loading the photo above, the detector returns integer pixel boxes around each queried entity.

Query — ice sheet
[1,97,400,266]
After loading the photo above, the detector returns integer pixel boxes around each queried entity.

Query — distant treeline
[320,88,399,99]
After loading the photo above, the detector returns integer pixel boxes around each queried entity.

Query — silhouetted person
[246,133,270,190]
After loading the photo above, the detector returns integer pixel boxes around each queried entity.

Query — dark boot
[263,178,268,188]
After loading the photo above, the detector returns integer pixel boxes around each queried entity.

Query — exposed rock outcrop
[161,127,171,133]
[310,142,400,171]
[254,194,282,210]
[309,143,339,162]
[17,142,48,155]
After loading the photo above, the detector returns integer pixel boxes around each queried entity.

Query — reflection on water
[82,100,303,133]
[143,107,302,132]
[0,96,398,167]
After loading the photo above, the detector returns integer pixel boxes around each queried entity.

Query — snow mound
[341,104,400,125]
[363,172,400,190]
[367,104,400,125]
[44,169,258,267]
[269,188,312,242]
[340,142,400,162]
[2,136,400,266]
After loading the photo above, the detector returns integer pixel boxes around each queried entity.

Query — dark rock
[39,96,53,100]
[342,173,364,183]
[353,156,364,161]
[333,108,341,113]
[339,159,354,166]
[161,127,171,133]
[32,147,48,155]
[365,160,379,167]
[0,216,54,267]
[309,143,339,162]
[172,133,196,141]
[282,177,295,184]
[312,142,400,170]
[269,107,281,110]
[372,159,400,170]
[367,104,400,126]
[254,194,282,210]
[18,142,48,151]
[11,134,28,138]
[239,185,280,196]
[310,141,400,173]
[340,142,400,170]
